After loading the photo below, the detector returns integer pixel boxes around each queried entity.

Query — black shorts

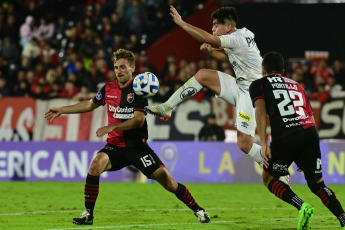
[265,126,322,181]
[98,141,165,178]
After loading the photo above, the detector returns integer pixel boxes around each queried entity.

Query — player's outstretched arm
[96,111,145,137]
[200,43,228,61]
[44,99,99,123]
[170,5,221,47]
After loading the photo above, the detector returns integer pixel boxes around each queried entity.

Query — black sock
[174,183,201,212]
[84,173,99,217]
[309,182,345,227]
[268,179,303,210]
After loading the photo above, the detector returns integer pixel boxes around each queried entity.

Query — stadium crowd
[0,0,344,103]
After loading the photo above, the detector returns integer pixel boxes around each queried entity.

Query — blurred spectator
[22,38,41,61]
[78,28,97,57]
[54,16,67,41]
[161,54,176,77]
[46,81,61,99]
[81,62,104,92]
[35,17,55,42]
[73,85,96,101]
[332,59,345,88]
[325,75,345,98]
[19,15,36,48]
[40,43,59,67]
[1,14,19,42]
[1,37,20,64]
[0,77,11,98]
[309,83,330,103]
[0,55,9,79]
[125,0,148,36]
[109,12,125,37]
[59,80,79,98]
[198,114,225,141]
[314,60,334,88]
[60,27,81,56]
[30,83,46,99]
[152,78,173,103]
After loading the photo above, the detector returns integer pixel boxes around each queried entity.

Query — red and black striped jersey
[92,78,148,147]
[249,75,314,140]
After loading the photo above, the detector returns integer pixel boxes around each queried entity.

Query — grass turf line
[0,182,344,229]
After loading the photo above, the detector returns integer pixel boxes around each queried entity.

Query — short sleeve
[218,34,243,49]
[92,84,106,106]
[249,79,265,108]
[133,94,148,113]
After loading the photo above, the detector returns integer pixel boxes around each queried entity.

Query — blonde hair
[113,49,135,66]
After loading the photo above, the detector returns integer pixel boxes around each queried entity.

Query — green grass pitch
[1,182,344,229]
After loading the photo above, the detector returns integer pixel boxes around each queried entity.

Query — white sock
[167,77,203,108]
[247,143,263,168]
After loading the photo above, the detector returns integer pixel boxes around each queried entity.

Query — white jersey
[219,28,262,91]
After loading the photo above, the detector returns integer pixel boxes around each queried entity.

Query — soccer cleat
[297,202,314,230]
[72,210,93,225]
[194,209,211,223]
[279,175,291,187]
[144,102,173,121]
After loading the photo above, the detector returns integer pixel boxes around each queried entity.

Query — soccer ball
[133,72,159,98]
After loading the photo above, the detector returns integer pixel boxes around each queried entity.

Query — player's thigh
[216,71,238,105]
[129,143,165,178]
[235,90,256,137]
[98,143,128,172]
[195,69,222,94]
[295,128,323,181]
[89,152,112,174]
[266,140,295,177]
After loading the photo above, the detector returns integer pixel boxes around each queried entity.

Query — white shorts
[217,71,256,137]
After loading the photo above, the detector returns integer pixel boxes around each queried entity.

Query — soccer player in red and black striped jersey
[249,52,345,229]
[45,49,210,225]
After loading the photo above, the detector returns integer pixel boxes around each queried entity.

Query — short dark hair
[211,7,238,27]
[113,49,135,66]
[262,52,285,74]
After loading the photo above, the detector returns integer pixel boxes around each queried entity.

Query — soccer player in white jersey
[145,6,266,169]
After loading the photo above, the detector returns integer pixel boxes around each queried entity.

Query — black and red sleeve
[92,84,106,106]
[133,94,148,114]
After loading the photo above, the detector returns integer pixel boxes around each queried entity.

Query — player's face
[212,19,230,36]
[114,58,135,86]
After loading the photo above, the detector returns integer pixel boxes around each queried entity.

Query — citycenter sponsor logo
[108,105,134,119]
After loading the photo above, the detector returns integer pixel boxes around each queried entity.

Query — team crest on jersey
[127,93,134,103]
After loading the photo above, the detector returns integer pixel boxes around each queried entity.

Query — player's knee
[237,139,251,154]
[88,162,103,176]
[161,176,177,192]
[308,180,326,194]
[194,69,213,86]
[262,172,273,188]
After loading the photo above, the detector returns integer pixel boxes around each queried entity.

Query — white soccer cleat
[194,209,211,223]
[144,102,173,121]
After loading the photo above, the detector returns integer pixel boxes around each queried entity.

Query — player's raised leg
[72,152,112,225]
[145,69,220,120]
[151,167,211,223]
